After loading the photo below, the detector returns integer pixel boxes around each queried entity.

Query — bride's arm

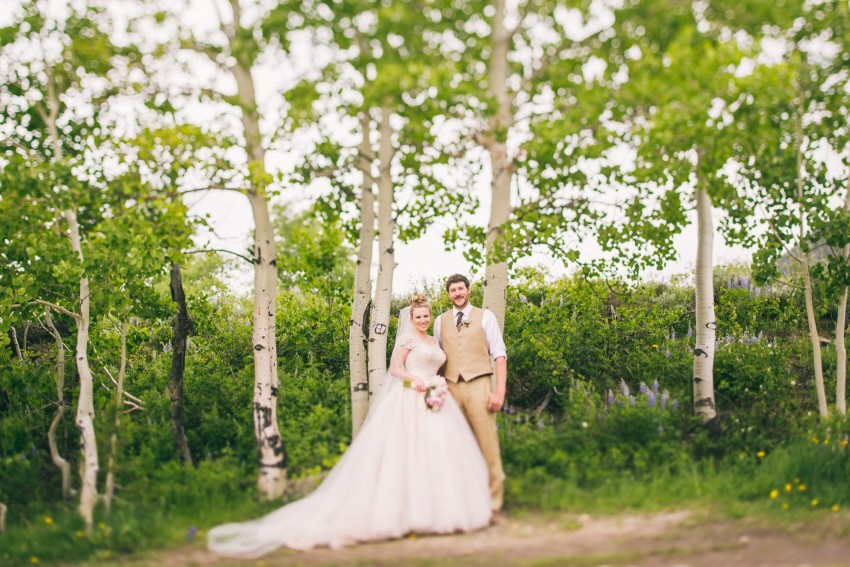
[389,348,426,391]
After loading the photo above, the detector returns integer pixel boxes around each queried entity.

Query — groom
[434,274,507,517]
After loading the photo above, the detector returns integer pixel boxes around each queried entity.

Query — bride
[208,294,492,558]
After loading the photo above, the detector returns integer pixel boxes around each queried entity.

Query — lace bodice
[399,335,446,379]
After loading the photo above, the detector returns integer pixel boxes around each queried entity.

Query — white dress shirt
[434,304,507,360]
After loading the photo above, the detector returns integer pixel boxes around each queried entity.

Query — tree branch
[26,300,80,320]
[102,366,144,407]
[179,186,246,195]
[760,205,801,264]
[185,247,254,263]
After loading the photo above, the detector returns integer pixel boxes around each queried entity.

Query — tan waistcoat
[440,307,493,383]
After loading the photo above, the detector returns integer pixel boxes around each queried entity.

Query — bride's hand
[412,378,427,392]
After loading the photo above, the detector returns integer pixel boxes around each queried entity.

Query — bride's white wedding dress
[208,334,491,558]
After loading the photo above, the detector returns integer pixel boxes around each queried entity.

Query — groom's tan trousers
[447,376,505,512]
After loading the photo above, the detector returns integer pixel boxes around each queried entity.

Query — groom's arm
[482,310,507,412]
[490,356,507,412]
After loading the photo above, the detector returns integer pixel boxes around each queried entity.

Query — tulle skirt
[208,377,492,558]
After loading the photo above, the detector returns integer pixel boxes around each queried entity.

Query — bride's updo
[408,293,430,313]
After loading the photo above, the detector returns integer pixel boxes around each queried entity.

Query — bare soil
[87,510,850,567]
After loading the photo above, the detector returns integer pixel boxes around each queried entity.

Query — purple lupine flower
[629,395,636,407]
[753,286,761,297]
[647,391,657,408]
[664,348,671,359]
[670,329,676,340]
[726,279,733,289]
[652,380,660,394]
[687,326,693,338]
[606,390,615,405]
[187,526,198,541]
[671,399,679,411]
[536,419,545,430]
[620,379,630,397]
[661,390,669,410]
[639,382,648,395]
[740,276,750,290]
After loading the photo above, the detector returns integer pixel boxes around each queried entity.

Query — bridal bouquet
[424,375,448,412]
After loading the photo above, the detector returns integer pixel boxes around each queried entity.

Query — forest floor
[80,508,850,567]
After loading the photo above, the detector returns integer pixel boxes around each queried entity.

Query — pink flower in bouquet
[424,376,448,412]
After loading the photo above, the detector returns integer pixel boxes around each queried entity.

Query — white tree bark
[367,107,396,394]
[481,0,512,331]
[351,111,376,437]
[64,209,99,532]
[693,182,718,424]
[223,0,286,499]
[104,320,128,511]
[44,74,98,528]
[795,110,828,418]
[0,503,6,533]
[44,307,73,499]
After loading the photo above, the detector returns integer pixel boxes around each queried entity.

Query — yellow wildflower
[824,439,830,445]
[832,504,840,513]
[75,530,86,538]
[811,499,819,507]
[408,533,417,540]
[756,451,766,458]
[769,489,779,500]
[794,478,801,483]
[785,484,792,492]
[98,522,107,530]
[798,484,807,491]
[652,344,659,349]
[841,439,848,447]
[29,557,39,564]
[197,530,205,538]
[812,437,819,444]
[782,503,790,510]
[43,516,53,525]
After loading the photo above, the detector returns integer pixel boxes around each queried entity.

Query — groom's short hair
[445,274,470,291]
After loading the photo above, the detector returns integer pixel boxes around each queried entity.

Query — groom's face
[447,282,470,310]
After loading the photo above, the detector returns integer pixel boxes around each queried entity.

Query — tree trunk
[481,0,512,331]
[9,327,23,362]
[64,209,99,532]
[227,2,286,499]
[169,263,194,464]
[43,70,96,523]
[44,308,73,499]
[351,111,376,437]
[795,109,828,418]
[367,106,396,394]
[0,503,6,533]
[693,182,718,425]
[104,321,128,512]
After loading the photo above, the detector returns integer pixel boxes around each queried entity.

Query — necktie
[456,311,463,330]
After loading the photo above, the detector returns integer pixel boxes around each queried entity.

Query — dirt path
[90,510,850,567]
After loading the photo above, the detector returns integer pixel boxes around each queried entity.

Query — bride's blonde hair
[408,293,430,313]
